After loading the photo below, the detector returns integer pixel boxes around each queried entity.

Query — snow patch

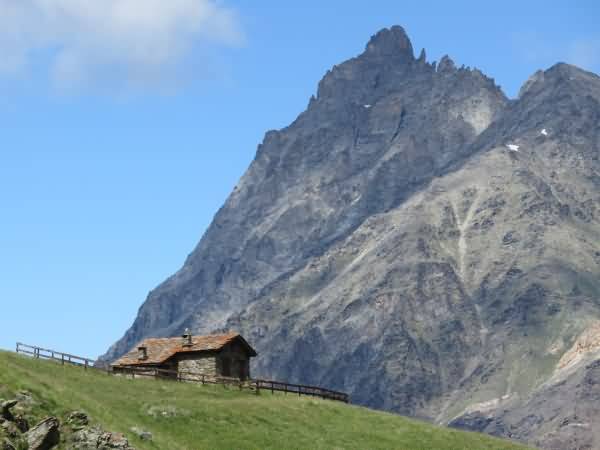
[541,128,548,136]
[363,104,372,109]
[506,144,520,152]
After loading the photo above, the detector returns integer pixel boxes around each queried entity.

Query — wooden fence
[15,343,349,403]
[114,365,349,402]
[16,342,96,370]
[253,379,349,402]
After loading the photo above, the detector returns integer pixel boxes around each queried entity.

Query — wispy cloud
[511,31,600,74]
[0,0,243,91]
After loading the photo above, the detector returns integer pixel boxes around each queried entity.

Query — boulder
[67,411,89,430]
[15,391,35,406]
[0,401,17,422]
[98,431,132,449]
[26,417,60,450]
[72,427,134,449]
[71,427,104,449]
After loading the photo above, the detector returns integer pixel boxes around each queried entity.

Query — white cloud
[0,0,243,90]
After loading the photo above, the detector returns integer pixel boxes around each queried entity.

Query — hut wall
[177,354,217,381]
[217,341,250,380]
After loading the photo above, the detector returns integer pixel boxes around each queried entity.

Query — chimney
[182,328,193,347]
[137,346,148,360]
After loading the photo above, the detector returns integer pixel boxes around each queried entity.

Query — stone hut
[111,330,257,381]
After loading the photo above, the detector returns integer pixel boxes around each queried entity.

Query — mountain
[100,26,600,450]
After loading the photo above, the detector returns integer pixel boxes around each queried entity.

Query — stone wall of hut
[176,354,217,381]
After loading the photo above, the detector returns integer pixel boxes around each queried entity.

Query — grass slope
[0,351,530,450]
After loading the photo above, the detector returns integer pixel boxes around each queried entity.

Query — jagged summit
[437,55,456,73]
[363,25,414,59]
[314,26,505,110]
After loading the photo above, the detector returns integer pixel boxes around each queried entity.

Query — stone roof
[111,332,256,366]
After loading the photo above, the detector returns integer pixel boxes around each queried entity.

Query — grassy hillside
[0,351,531,450]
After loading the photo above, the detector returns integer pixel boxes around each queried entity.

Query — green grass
[0,351,531,450]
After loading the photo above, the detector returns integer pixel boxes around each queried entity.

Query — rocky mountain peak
[519,63,600,99]
[101,24,600,450]
[546,62,599,79]
[505,62,600,143]
[363,25,414,59]
[314,26,421,103]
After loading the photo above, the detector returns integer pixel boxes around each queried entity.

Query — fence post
[84,360,88,371]
[62,355,65,365]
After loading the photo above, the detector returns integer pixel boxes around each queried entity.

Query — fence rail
[15,343,349,403]
[16,342,96,369]
[254,379,349,402]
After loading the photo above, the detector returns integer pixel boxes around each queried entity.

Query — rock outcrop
[100,25,600,450]
[0,394,135,450]
[25,417,60,450]
[71,426,133,449]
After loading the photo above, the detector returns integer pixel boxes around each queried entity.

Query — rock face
[450,324,600,449]
[100,26,600,449]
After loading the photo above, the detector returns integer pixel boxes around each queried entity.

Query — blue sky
[1,0,599,358]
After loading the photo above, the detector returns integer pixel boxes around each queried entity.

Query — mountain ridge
[100,26,600,450]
